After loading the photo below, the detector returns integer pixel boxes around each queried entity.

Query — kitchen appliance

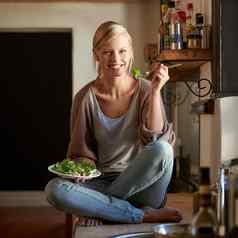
[111,224,192,238]
[111,232,153,238]
[216,96,238,236]
[153,223,192,238]
[217,159,238,235]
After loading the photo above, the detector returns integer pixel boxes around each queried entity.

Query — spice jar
[187,33,201,49]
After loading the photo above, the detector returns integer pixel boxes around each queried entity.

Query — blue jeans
[45,139,174,224]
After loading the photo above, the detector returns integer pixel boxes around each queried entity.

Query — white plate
[48,164,101,180]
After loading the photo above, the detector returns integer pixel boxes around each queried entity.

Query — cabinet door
[216,0,238,96]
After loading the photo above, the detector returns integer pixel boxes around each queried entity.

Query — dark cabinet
[213,0,238,96]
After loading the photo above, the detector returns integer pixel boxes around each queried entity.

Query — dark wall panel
[0,32,72,190]
[220,0,238,96]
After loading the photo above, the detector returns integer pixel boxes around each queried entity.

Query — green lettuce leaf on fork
[132,67,141,79]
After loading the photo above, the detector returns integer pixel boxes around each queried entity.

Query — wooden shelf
[155,49,212,82]
[158,49,212,62]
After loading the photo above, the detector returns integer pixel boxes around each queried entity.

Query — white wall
[0,1,159,96]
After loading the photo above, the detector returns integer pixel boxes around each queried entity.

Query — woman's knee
[45,177,67,206]
[149,140,174,166]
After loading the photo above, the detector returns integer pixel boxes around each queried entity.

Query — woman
[45,21,182,225]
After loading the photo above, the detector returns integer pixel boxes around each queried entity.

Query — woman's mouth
[107,64,124,69]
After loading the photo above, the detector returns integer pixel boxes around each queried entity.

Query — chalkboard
[220,0,238,96]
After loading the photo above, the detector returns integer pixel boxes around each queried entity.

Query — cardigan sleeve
[138,80,176,147]
[66,85,98,162]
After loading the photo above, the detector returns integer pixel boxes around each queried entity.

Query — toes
[78,217,103,227]
[97,219,103,226]
[86,218,92,226]
[172,212,183,222]
[77,217,86,226]
[175,211,183,220]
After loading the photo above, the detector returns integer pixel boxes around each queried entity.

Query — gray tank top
[89,84,142,173]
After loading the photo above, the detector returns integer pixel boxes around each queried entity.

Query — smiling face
[95,33,133,78]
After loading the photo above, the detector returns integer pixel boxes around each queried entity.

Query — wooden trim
[158,49,212,62]
[0,191,49,207]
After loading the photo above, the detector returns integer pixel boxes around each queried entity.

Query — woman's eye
[120,49,127,54]
[103,51,111,55]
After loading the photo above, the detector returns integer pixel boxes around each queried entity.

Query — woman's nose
[110,51,120,61]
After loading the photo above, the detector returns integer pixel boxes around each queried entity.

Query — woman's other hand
[74,157,96,183]
[78,157,96,167]
[149,63,170,94]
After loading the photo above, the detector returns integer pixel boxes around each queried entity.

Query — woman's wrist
[150,87,161,99]
[78,157,96,167]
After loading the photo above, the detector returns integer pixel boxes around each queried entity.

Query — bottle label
[197,227,215,238]
[161,4,168,17]
[163,23,170,50]
[199,185,210,194]
[169,23,183,50]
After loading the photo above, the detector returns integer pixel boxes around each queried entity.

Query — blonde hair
[92,21,134,74]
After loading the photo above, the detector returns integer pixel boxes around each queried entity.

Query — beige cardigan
[67,78,175,162]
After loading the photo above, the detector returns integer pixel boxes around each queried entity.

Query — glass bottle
[191,167,218,238]
[169,0,183,50]
[162,0,173,50]
[217,166,229,236]
[160,0,169,19]
[174,0,187,48]
[159,0,169,51]
[186,2,195,36]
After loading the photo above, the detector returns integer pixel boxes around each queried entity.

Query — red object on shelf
[177,10,186,22]
[187,2,193,11]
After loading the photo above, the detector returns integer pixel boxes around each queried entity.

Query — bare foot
[75,216,103,227]
[142,206,183,223]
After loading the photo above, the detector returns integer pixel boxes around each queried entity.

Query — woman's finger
[161,63,169,72]
[157,66,168,76]
[151,62,161,71]
[151,68,167,79]
[152,72,169,82]
[74,177,86,183]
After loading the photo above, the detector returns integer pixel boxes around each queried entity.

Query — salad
[51,158,96,176]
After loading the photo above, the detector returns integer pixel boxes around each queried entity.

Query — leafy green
[52,158,96,176]
[132,67,141,79]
